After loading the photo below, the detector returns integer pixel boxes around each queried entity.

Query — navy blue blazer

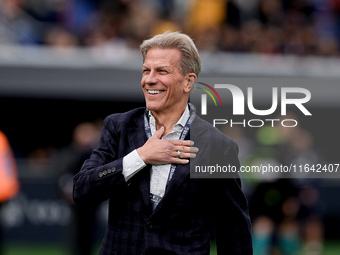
[73,107,252,255]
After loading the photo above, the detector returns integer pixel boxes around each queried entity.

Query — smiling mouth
[147,90,165,95]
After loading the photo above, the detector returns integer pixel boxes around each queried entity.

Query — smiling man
[73,31,252,255]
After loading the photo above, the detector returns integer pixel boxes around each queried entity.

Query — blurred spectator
[61,0,99,38]
[83,1,128,46]
[0,130,20,255]
[26,145,55,176]
[56,121,101,255]
[123,1,158,47]
[258,0,284,26]
[44,26,79,48]
[186,0,227,37]
[150,0,182,39]
[331,0,340,41]
[0,0,41,45]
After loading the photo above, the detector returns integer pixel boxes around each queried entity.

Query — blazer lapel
[127,114,146,150]
[127,113,152,211]
[151,119,209,215]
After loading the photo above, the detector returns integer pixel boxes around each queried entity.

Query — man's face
[141,48,193,116]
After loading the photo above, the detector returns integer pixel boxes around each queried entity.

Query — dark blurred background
[0,0,340,254]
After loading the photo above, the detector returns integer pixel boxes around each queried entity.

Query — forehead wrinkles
[144,48,182,70]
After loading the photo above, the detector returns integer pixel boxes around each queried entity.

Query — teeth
[148,90,162,94]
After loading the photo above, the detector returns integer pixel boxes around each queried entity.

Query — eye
[159,69,168,74]
[142,69,150,74]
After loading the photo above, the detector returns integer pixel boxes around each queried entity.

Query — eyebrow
[142,65,171,70]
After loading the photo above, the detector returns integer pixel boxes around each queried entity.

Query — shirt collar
[177,105,190,128]
[148,105,190,131]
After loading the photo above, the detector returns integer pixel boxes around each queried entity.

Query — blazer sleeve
[211,136,253,254]
[73,115,128,207]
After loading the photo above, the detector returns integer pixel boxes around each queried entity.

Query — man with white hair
[73,31,252,255]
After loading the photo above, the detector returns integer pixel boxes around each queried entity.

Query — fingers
[170,149,198,164]
[172,158,190,164]
[174,151,197,159]
[171,142,199,163]
[172,139,194,147]
[178,145,199,153]
[154,126,165,139]
[138,133,199,165]
[172,146,198,156]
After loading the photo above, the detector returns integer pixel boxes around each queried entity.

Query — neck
[152,106,187,136]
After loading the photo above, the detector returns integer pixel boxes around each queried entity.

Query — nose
[145,70,157,85]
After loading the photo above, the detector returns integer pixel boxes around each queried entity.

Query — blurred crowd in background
[1,0,340,56]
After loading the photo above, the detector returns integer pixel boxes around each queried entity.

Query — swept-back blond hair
[140,31,201,77]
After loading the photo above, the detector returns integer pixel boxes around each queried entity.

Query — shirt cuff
[122,149,146,181]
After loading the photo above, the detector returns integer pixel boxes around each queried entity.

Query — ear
[184,73,197,93]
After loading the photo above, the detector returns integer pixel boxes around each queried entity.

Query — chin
[145,102,161,112]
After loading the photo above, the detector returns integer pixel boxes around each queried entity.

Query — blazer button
[111,167,116,173]
[146,221,153,229]
[98,172,103,178]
